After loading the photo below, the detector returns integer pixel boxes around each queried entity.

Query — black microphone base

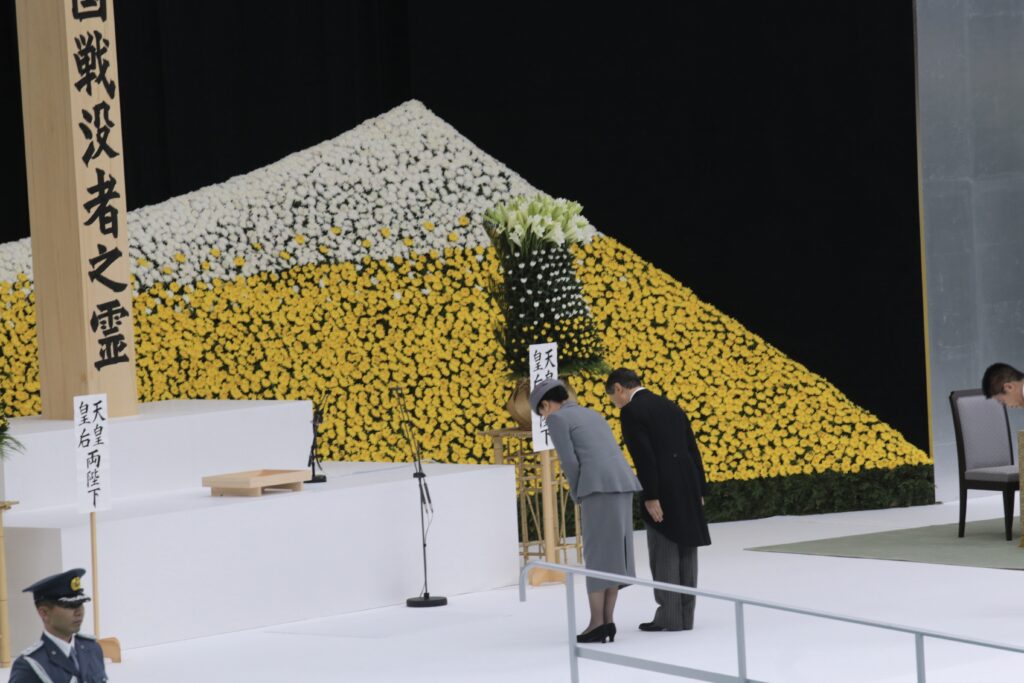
[306,474,327,484]
[407,594,447,608]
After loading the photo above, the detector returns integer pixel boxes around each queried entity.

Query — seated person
[982,362,1024,408]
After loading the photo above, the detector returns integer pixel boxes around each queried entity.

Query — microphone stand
[306,405,327,484]
[391,386,447,608]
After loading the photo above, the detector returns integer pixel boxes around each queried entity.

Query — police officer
[9,568,108,683]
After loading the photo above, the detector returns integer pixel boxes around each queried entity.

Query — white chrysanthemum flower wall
[0,101,555,289]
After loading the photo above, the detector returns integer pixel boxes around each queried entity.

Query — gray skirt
[579,491,636,592]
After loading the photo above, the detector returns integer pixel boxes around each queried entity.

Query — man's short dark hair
[605,368,642,393]
[982,363,1024,398]
[535,385,570,415]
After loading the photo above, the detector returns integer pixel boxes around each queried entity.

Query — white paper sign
[528,342,559,452]
[74,393,112,513]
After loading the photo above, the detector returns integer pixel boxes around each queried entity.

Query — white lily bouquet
[483,194,596,251]
[483,194,606,377]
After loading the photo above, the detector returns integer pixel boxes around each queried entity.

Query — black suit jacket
[620,389,711,547]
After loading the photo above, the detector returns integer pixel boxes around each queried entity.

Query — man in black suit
[606,368,711,631]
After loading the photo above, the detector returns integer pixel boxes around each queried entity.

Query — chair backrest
[949,389,1014,475]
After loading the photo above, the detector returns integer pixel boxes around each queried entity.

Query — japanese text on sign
[70,0,130,372]
[528,342,558,451]
[74,393,112,512]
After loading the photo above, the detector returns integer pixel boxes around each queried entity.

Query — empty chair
[949,389,1020,541]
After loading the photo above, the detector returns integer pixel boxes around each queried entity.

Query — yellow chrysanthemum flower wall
[0,237,934,517]
[0,101,934,520]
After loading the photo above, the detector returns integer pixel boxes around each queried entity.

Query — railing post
[520,561,1024,683]
[565,574,580,683]
[915,633,926,683]
[735,601,748,682]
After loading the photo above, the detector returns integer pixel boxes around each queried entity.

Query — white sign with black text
[74,393,112,513]
[528,342,558,452]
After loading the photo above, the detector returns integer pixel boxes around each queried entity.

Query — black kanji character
[95,333,129,370]
[73,31,115,98]
[90,299,129,334]
[79,101,119,166]
[86,450,102,468]
[83,168,121,237]
[72,0,107,22]
[87,244,126,293]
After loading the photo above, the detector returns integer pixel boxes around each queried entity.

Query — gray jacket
[546,401,642,501]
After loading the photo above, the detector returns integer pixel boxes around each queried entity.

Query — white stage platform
[4,494,1015,683]
[1,399,313,511]
[4,460,518,653]
[0,400,520,655]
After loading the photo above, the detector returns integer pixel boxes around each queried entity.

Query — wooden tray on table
[202,469,308,497]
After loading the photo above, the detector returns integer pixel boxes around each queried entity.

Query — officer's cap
[23,568,91,607]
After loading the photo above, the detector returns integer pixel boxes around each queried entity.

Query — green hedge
[518,464,936,542]
[702,464,936,523]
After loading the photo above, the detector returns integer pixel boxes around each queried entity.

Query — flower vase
[505,377,577,431]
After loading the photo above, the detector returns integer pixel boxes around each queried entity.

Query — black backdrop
[0,1,928,450]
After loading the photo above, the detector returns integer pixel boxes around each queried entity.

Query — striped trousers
[645,524,698,630]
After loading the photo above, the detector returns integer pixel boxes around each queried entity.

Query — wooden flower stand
[478,429,583,585]
[0,500,17,668]
[1011,432,1019,548]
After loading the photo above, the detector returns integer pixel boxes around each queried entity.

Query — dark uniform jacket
[9,633,108,683]
[620,389,712,547]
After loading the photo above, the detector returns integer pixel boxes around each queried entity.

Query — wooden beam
[16,0,137,418]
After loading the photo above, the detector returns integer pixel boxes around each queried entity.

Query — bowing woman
[529,378,642,644]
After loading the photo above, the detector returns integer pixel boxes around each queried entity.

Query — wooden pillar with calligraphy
[15,0,137,419]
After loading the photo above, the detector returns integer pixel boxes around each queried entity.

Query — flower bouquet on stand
[484,194,607,427]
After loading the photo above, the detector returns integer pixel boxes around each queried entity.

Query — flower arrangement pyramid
[484,194,606,377]
[0,101,933,520]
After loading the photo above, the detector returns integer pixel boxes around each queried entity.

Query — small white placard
[528,342,559,452]
[74,393,112,513]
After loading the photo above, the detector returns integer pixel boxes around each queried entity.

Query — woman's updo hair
[535,384,570,415]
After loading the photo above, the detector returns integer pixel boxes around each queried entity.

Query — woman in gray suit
[529,378,642,644]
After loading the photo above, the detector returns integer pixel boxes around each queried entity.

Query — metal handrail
[519,560,1024,683]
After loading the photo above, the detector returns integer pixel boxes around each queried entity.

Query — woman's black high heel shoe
[576,624,609,643]
[607,623,616,642]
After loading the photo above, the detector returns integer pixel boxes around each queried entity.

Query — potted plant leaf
[0,399,23,462]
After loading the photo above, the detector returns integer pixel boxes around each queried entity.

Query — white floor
[5,494,1023,682]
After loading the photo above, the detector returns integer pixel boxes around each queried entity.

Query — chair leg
[958,487,967,538]
[1003,489,1015,541]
